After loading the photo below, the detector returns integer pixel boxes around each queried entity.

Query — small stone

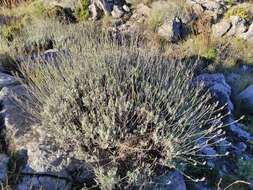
[122,4,130,12]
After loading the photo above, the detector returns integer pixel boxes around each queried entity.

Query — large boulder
[237,84,253,115]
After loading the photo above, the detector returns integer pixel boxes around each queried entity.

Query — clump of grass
[214,38,253,70]
[171,34,217,60]
[224,7,250,20]
[16,23,228,189]
[0,18,24,41]
[203,48,217,61]
[74,0,89,21]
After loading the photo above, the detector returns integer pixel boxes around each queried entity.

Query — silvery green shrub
[17,24,227,189]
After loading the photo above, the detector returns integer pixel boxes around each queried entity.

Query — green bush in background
[74,0,89,21]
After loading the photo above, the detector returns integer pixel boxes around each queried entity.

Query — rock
[122,4,130,12]
[226,16,248,37]
[116,3,151,34]
[239,65,253,73]
[90,0,112,20]
[234,142,247,155]
[186,0,226,21]
[16,175,71,190]
[212,16,248,38]
[240,22,253,42]
[193,73,233,112]
[90,0,127,19]
[0,72,18,88]
[151,171,186,190]
[212,20,231,37]
[13,127,91,190]
[237,84,253,115]
[0,85,31,138]
[111,5,124,18]
[89,3,100,20]
[0,85,92,190]
[228,122,252,142]
[158,17,184,42]
[0,154,9,184]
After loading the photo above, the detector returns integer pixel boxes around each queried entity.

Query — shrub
[74,0,89,21]
[1,18,23,41]
[17,24,227,189]
[203,48,217,61]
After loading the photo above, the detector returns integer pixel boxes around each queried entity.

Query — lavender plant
[17,24,228,189]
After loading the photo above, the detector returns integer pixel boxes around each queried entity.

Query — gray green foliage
[17,23,227,189]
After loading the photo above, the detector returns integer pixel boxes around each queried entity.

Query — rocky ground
[0,0,253,190]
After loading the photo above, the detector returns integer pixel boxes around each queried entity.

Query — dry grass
[0,0,32,8]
